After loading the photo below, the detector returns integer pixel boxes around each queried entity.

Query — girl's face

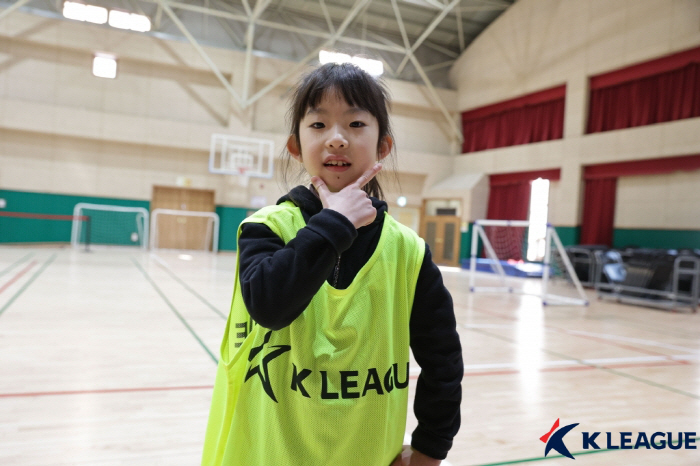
[287,91,392,193]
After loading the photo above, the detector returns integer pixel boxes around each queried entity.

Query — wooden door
[420,215,461,266]
[151,186,216,250]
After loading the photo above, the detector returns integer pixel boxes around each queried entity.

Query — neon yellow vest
[202,201,425,466]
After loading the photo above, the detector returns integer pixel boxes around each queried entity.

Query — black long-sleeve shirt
[237,185,463,460]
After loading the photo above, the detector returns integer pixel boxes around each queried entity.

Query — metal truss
[0,0,514,142]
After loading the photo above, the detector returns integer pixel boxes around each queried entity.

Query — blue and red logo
[540,418,579,459]
[540,419,697,459]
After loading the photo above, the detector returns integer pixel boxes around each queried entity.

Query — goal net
[150,209,220,252]
[468,220,588,306]
[71,203,149,250]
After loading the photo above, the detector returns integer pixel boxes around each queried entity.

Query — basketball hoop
[237,166,250,188]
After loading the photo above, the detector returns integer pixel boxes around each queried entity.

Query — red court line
[469,307,683,359]
[1,362,692,398]
[408,359,693,380]
[0,261,37,295]
[0,212,88,221]
[0,385,214,399]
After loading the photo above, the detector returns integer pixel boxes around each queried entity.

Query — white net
[469,220,588,306]
[71,203,149,249]
[150,209,220,252]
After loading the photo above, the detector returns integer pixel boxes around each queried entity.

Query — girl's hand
[389,446,442,466]
[311,163,382,229]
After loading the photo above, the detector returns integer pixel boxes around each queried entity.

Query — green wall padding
[216,206,250,251]
[460,223,474,260]
[613,228,700,250]
[554,226,580,247]
[0,190,149,244]
[0,189,251,250]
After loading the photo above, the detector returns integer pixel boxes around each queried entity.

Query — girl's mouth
[324,161,351,172]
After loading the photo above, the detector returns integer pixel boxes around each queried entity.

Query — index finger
[352,163,383,189]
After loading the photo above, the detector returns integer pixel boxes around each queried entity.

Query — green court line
[131,257,218,364]
[0,252,34,279]
[470,436,699,465]
[0,253,56,319]
[153,259,227,320]
[468,327,700,400]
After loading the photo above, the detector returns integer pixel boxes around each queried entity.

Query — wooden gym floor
[0,246,698,465]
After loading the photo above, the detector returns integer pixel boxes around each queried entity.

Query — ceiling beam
[154,0,244,110]
[0,0,34,23]
[244,0,372,108]
[242,0,273,101]
[395,0,460,75]
[408,53,462,143]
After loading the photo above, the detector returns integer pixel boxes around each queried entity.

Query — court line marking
[408,359,691,380]
[469,307,688,361]
[0,260,37,295]
[0,252,34,278]
[3,359,688,399]
[0,385,214,398]
[150,253,227,319]
[131,257,218,364]
[409,354,699,376]
[468,326,700,400]
[564,329,699,354]
[0,254,56,319]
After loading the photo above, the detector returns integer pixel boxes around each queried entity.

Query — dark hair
[282,62,396,199]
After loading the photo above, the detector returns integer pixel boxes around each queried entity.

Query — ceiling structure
[1,0,515,141]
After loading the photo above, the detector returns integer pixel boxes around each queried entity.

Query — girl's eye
[349,121,366,128]
[310,122,325,129]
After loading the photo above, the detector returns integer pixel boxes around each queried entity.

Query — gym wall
[0,10,456,245]
[450,0,700,249]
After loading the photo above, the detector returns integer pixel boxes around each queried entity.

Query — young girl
[202,62,463,466]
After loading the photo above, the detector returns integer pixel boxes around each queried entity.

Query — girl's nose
[326,127,347,149]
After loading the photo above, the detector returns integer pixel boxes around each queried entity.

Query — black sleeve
[409,244,463,460]
[237,209,357,330]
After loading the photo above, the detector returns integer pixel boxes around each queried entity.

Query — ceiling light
[62,1,86,21]
[93,54,117,79]
[319,50,383,76]
[129,14,151,32]
[108,9,131,29]
[319,50,351,65]
[351,56,383,76]
[84,4,108,24]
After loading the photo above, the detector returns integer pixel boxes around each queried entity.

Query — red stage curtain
[462,86,566,153]
[485,169,560,260]
[580,154,700,246]
[587,46,700,133]
[580,177,618,246]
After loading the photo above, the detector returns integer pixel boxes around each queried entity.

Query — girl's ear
[287,135,302,161]
[378,135,393,161]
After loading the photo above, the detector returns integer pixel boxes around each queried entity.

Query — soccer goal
[71,203,149,250]
[150,209,220,253]
[468,219,588,306]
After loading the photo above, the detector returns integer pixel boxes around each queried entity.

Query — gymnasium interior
[1,0,699,464]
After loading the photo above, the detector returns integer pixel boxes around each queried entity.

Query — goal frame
[469,219,588,306]
[149,208,220,253]
[71,203,149,250]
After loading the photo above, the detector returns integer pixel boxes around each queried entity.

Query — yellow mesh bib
[202,202,425,466]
